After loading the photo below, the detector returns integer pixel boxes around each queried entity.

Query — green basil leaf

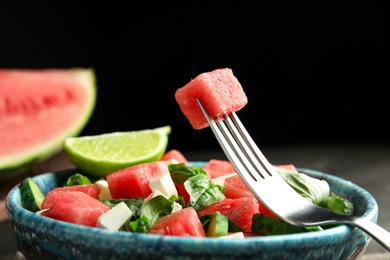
[185,174,225,211]
[140,195,174,229]
[169,163,207,185]
[64,173,91,186]
[320,192,354,215]
[129,216,149,233]
[277,168,330,205]
[276,167,354,216]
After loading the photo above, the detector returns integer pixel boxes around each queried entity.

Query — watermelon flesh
[0,68,96,180]
[107,161,170,199]
[175,68,248,129]
[197,197,260,233]
[51,184,102,199]
[160,149,189,165]
[149,207,206,237]
[203,159,235,179]
[41,189,110,227]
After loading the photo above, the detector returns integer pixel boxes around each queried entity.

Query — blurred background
[1,2,389,153]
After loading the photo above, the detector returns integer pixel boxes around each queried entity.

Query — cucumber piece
[206,212,229,237]
[19,177,45,212]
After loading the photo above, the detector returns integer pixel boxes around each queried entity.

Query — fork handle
[349,216,390,251]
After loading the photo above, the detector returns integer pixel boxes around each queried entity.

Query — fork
[196,98,390,252]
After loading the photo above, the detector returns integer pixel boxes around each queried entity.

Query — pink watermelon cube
[106,161,170,199]
[175,68,248,129]
[41,190,110,227]
[51,184,102,199]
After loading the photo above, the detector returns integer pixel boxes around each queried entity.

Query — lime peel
[64,125,171,177]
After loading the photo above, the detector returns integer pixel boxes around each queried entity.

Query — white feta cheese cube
[97,202,132,231]
[149,173,178,198]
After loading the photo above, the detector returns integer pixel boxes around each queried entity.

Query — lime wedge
[64,125,171,177]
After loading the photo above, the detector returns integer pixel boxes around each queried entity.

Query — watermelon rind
[0,68,97,181]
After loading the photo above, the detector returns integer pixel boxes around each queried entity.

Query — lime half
[64,125,171,177]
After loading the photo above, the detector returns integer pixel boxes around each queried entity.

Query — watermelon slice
[175,68,248,129]
[0,68,96,180]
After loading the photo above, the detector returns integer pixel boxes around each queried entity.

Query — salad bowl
[5,162,378,260]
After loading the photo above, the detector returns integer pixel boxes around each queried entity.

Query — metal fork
[196,98,390,251]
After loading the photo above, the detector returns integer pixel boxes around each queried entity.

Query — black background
[1,2,389,153]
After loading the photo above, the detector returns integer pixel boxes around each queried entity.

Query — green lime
[64,125,171,177]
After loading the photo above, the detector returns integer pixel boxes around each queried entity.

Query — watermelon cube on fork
[175,68,248,130]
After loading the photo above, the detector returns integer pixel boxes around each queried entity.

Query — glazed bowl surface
[6,163,378,260]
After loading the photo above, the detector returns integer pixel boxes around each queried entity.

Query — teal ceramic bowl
[6,163,378,260]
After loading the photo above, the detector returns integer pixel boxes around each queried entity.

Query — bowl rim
[5,162,379,247]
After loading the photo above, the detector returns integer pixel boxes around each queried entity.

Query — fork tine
[196,98,271,186]
[228,112,276,178]
[224,112,274,179]
[196,98,256,182]
[215,114,260,181]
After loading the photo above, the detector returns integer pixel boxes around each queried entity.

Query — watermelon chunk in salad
[41,189,110,227]
[50,184,101,199]
[149,207,206,237]
[197,197,260,233]
[160,149,189,165]
[106,161,169,199]
[203,159,235,179]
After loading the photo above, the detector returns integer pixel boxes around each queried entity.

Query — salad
[19,149,354,238]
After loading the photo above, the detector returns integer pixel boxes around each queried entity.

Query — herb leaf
[277,168,330,205]
[169,163,207,184]
[64,173,91,186]
[139,195,174,229]
[185,174,225,211]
